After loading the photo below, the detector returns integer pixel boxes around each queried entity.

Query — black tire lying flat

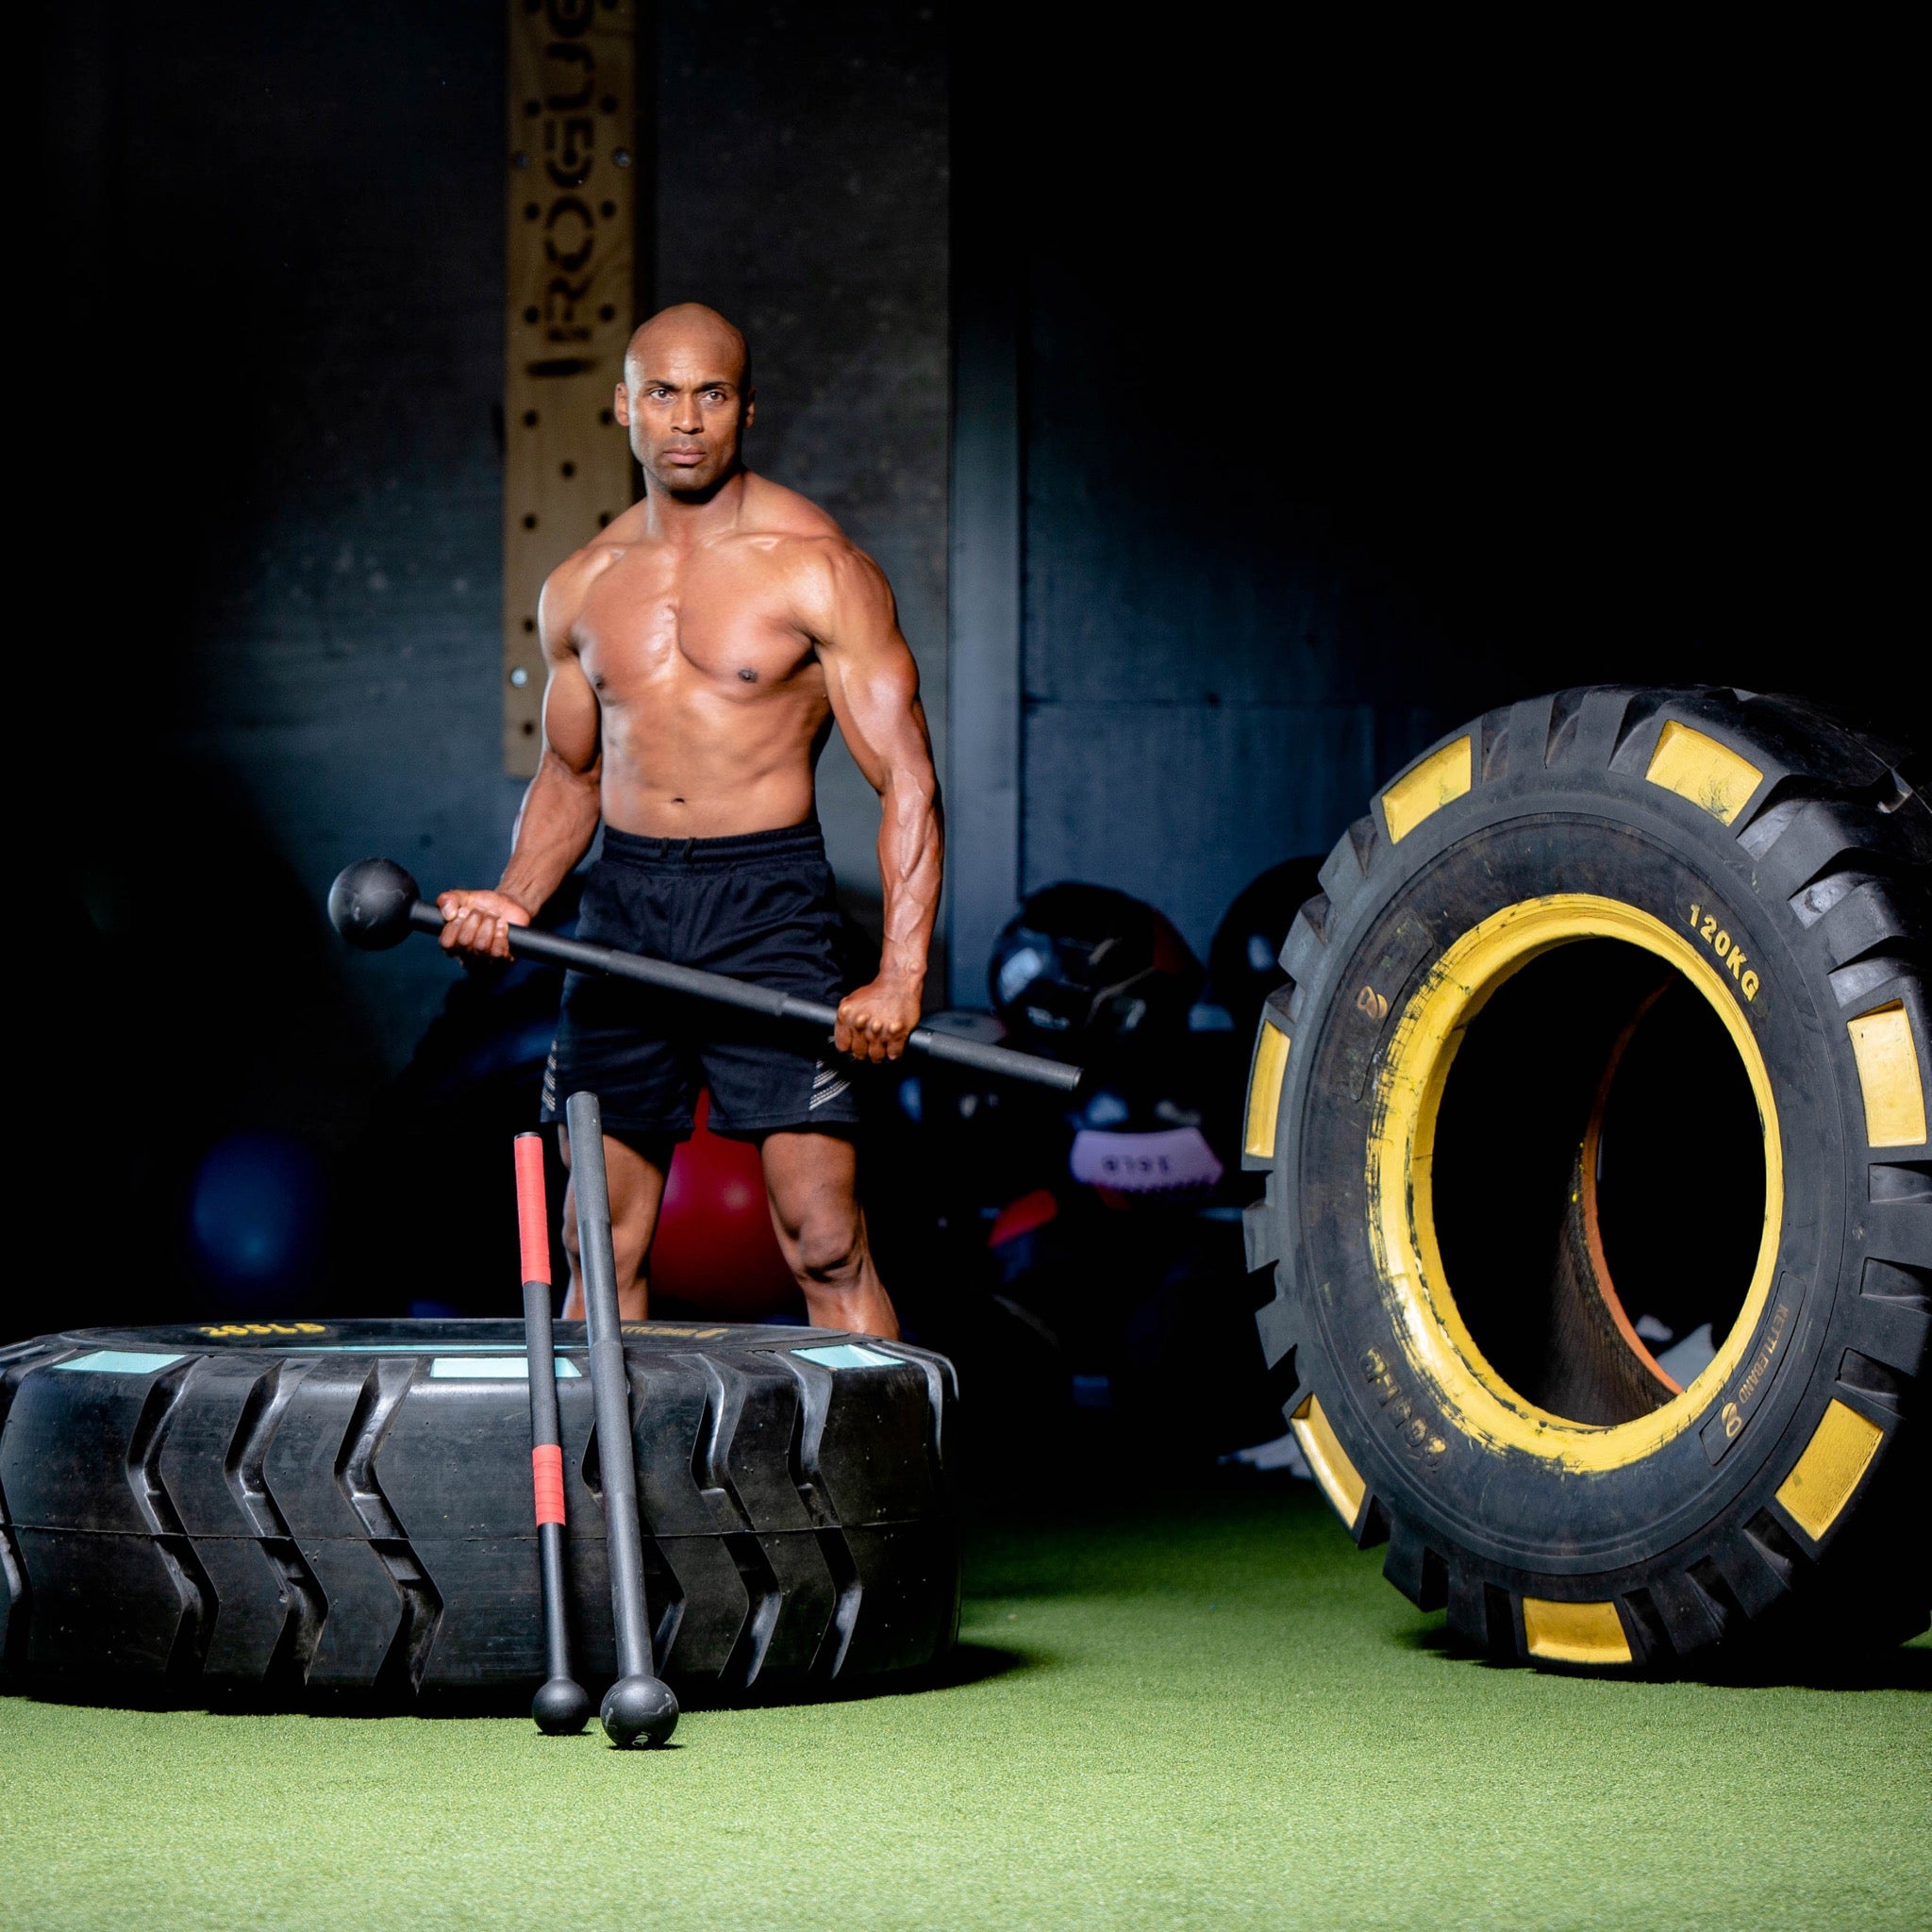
[1241,687,1930,1672]
[0,1319,958,1703]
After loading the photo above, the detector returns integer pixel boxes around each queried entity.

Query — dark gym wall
[43,1,512,1072]
[951,19,1914,972]
[33,2,513,1339]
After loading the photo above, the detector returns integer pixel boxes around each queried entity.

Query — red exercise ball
[649,1090,801,1321]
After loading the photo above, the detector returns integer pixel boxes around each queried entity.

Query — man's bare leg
[760,1130,899,1339]
[558,1129,669,1322]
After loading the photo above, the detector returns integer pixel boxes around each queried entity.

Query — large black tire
[1241,687,1929,1672]
[0,1319,958,1703]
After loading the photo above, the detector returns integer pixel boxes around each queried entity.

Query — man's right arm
[436,563,603,961]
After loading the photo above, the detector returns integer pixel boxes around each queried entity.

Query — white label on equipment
[1069,1125,1224,1194]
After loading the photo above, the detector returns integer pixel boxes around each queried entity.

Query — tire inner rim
[1366,893,1783,1472]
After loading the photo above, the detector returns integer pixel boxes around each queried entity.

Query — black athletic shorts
[539,822,861,1143]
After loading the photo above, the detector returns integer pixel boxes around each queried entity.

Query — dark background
[24,5,1910,1346]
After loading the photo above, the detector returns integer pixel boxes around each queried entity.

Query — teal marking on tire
[54,1350,187,1375]
[795,1343,897,1370]
[428,1357,581,1379]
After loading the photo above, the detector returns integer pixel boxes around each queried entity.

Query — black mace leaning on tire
[516,1134,591,1737]
[565,1091,679,1747]
[1242,687,1929,1674]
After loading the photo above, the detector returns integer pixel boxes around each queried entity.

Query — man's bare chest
[575,544,819,698]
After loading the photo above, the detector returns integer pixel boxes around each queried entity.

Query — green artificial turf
[4,1480,1928,1931]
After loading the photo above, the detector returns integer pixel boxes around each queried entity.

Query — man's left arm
[807,543,942,1063]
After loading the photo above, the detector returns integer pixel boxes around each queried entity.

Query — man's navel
[737,668,758,683]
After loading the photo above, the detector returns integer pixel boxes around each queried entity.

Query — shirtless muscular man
[438,305,939,1340]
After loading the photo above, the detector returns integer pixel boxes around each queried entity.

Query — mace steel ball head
[600,1673,679,1749]
[532,1674,592,1737]
[328,858,421,951]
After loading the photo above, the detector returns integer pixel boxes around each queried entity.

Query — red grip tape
[531,1442,566,1526]
[514,1133,551,1287]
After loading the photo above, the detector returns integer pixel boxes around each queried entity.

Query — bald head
[615,303,756,500]
[624,303,751,392]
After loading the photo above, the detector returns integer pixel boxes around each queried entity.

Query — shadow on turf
[664,1640,1045,1713]
[1396,1619,1932,1693]
[0,1641,1042,1723]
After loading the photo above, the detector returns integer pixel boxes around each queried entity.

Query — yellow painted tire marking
[1523,1596,1632,1666]
[199,1323,327,1338]
[1846,1001,1928,1147]
[1244,1019,1291,1161]
[1644,722,1764,825]
[1291,1395,1366,1527]
[1775,1399,1884,1541]
[1367,893,1784,1471]
[1381,738,1473,844]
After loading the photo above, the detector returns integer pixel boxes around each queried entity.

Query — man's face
[614,338,753,497]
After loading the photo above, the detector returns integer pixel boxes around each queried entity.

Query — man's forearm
[498,755,602,915]
[875,774,942,987]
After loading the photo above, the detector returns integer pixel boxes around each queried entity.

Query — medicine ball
[990,883,1202,1044]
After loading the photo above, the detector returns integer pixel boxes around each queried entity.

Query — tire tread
[0,1324,957,1706]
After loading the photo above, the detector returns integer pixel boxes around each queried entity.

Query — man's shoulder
[736,471,846,543]
[551,534,633,588]
[710,479,884,623]
[728,480,884,594]
[541,509,648,624]
[565,495,657,574]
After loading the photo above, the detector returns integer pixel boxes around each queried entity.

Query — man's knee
[791,1207,864,1285]
[558,1181,651,1276]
